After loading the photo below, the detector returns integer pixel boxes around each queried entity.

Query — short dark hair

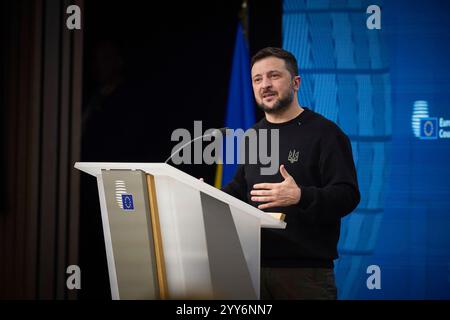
[251,47,299,78]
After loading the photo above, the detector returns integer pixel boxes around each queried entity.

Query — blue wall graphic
[283,0,450,299]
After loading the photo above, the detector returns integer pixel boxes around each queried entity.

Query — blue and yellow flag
[214,22,255,188]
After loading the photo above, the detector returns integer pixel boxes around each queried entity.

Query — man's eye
[271,74,280,79]
[254,78,262,83]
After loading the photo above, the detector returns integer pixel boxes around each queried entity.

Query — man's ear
[293,75,301,91]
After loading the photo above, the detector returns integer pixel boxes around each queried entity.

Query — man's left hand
[250,165,301,210]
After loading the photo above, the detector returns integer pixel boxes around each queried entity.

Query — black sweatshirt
[222,108,360,268]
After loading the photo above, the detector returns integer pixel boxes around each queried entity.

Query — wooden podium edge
[267,212,286,221]
[146,174,168,299]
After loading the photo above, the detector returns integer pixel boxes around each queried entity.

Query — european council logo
[115,180,134,211]
[419,118,438,139]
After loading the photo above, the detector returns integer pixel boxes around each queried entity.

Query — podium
[75,162,286,300]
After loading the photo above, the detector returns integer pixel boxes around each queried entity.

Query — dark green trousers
[261,267,338,300]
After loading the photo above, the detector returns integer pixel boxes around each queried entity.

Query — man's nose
[261,76,272,89]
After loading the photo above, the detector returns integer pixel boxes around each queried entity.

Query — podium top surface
[75,162,286,229]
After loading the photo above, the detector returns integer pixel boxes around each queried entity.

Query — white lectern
[75,162,286,300]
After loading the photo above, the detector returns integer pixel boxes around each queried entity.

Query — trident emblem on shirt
[288,150,299,164]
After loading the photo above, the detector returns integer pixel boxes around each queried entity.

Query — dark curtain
[0,0,83,299]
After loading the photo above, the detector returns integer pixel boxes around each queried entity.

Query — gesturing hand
[250,165,301,210]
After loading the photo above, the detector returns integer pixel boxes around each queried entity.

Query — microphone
[164,127,229,164]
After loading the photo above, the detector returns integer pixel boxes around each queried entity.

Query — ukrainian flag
[214,22,255,188]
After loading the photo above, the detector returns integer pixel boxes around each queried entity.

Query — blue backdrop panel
[283,0,450,299]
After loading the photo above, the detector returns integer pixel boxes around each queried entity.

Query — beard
[256,89,294,114]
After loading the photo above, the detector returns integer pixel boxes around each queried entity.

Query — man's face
[251,57,300,114]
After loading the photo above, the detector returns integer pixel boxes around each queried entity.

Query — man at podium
[222,47,360,300]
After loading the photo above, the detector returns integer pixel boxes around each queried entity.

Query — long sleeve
[221,165,248,202]
[297,127,360,224]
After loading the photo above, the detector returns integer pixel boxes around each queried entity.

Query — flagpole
[239,0,249,42]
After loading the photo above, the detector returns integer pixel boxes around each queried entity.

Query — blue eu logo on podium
[419,117,438,139]
[121,194,134,211]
